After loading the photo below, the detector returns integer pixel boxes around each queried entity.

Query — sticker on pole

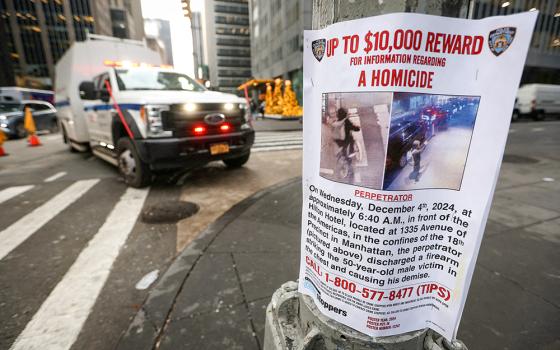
[299,11,537,341]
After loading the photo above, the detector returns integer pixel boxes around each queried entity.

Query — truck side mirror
[99,90,110,103]
[79,81,96,100]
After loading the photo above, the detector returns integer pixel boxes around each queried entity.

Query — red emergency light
[219,124,231,132]
[193,126,206,135]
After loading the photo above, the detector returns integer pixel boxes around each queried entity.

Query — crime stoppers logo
[312,39,326,62]
[488,27,516,56]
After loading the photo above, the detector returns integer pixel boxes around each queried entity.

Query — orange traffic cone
[0,130,7,156]
[24,107,41,147]
[28,134,42,147]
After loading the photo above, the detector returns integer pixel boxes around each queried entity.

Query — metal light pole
[263,1,473,349]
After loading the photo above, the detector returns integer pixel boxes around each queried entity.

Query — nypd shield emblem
[488,27,516,56]
[312,39,326,62]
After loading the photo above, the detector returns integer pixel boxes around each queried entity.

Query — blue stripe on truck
[54,100,70,107]
[83,104,143,112]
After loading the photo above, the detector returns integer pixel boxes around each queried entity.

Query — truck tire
[533,110,545,121]
[223,152,250,168]
[117,137,152,188]
[61,126,78,152]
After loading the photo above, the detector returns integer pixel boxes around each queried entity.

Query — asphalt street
[0,119,302,350]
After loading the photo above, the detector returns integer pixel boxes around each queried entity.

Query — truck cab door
[96,75,115,146]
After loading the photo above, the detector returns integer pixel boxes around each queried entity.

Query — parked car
[0,100,58,139]
[386,113,427,169]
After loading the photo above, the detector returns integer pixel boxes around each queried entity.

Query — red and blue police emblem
[312,39,326,62]
[488,27,516,56]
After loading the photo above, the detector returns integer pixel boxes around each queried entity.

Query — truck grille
[161,103,245,137]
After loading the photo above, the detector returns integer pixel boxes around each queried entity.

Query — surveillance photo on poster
[320,92,480,191]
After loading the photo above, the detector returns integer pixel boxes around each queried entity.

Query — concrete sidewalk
[116,126,559,350]
[117,178,302,350]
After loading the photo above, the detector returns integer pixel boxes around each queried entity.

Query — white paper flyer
[299,11,537,340]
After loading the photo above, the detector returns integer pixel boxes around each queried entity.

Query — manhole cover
[502,154,539,164]
[141,201,199,223]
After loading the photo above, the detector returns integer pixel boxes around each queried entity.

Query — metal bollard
[264,282,468,350]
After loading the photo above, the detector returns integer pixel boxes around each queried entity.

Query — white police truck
[55,34,254,187]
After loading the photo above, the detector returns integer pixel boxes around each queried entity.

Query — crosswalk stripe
[253,131,303,152]
[252,145,303,152]
[0,179,99,261]
[10,187,149,350]
[256,133,302,138]
[255,137,302,143]
[0,185,34,205]
[255,135,302,139]
[44,171,67,183]
[253,140,303,147]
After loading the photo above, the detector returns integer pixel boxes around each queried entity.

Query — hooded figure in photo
[332,107,360,158]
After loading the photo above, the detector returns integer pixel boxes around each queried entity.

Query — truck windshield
[0,103,21,113]
[115,69,206,92]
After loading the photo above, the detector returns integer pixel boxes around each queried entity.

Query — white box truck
[513,84,560,121]
[55,34,254,187]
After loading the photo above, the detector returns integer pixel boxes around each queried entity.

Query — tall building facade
[249,0,312,103]
[0,0,145,89]
[144,18,173,66]
[202,0,251,94]
[471,0,560,84]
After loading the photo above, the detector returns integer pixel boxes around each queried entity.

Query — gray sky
[140,0,203,76]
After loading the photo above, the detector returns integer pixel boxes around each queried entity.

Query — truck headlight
[239,102,251,123]
[141,105,172,138]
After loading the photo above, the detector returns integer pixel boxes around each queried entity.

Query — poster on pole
[299,11,537,340]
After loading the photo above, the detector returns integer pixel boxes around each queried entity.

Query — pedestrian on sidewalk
[410,139,426,182]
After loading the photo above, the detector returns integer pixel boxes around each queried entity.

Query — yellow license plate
[210,143,229,155]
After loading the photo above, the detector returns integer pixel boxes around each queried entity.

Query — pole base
[264,282,467,350]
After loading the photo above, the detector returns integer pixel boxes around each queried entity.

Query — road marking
[532,127,544,132]
[253,131,303,152]
[0,179,99,261]
[253,140,303,147]
[252,144,303,152]
[44,171,67,183]
[0,185,34,205]
[10,187,148,350]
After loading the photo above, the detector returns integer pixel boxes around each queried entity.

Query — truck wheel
[117,138,152,188]
[533,111,545,121]
[61,126,77,152]
[223,153,250,168]
[15,122,27,139]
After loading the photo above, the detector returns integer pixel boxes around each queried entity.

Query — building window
[216,37,250,46]
[287,35,299,53]
[215,15,249,26]
[217,48,250,57]
[110,8,128,38]
[215,27,250,36]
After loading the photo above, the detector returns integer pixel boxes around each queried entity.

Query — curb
[115,176,302,350]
